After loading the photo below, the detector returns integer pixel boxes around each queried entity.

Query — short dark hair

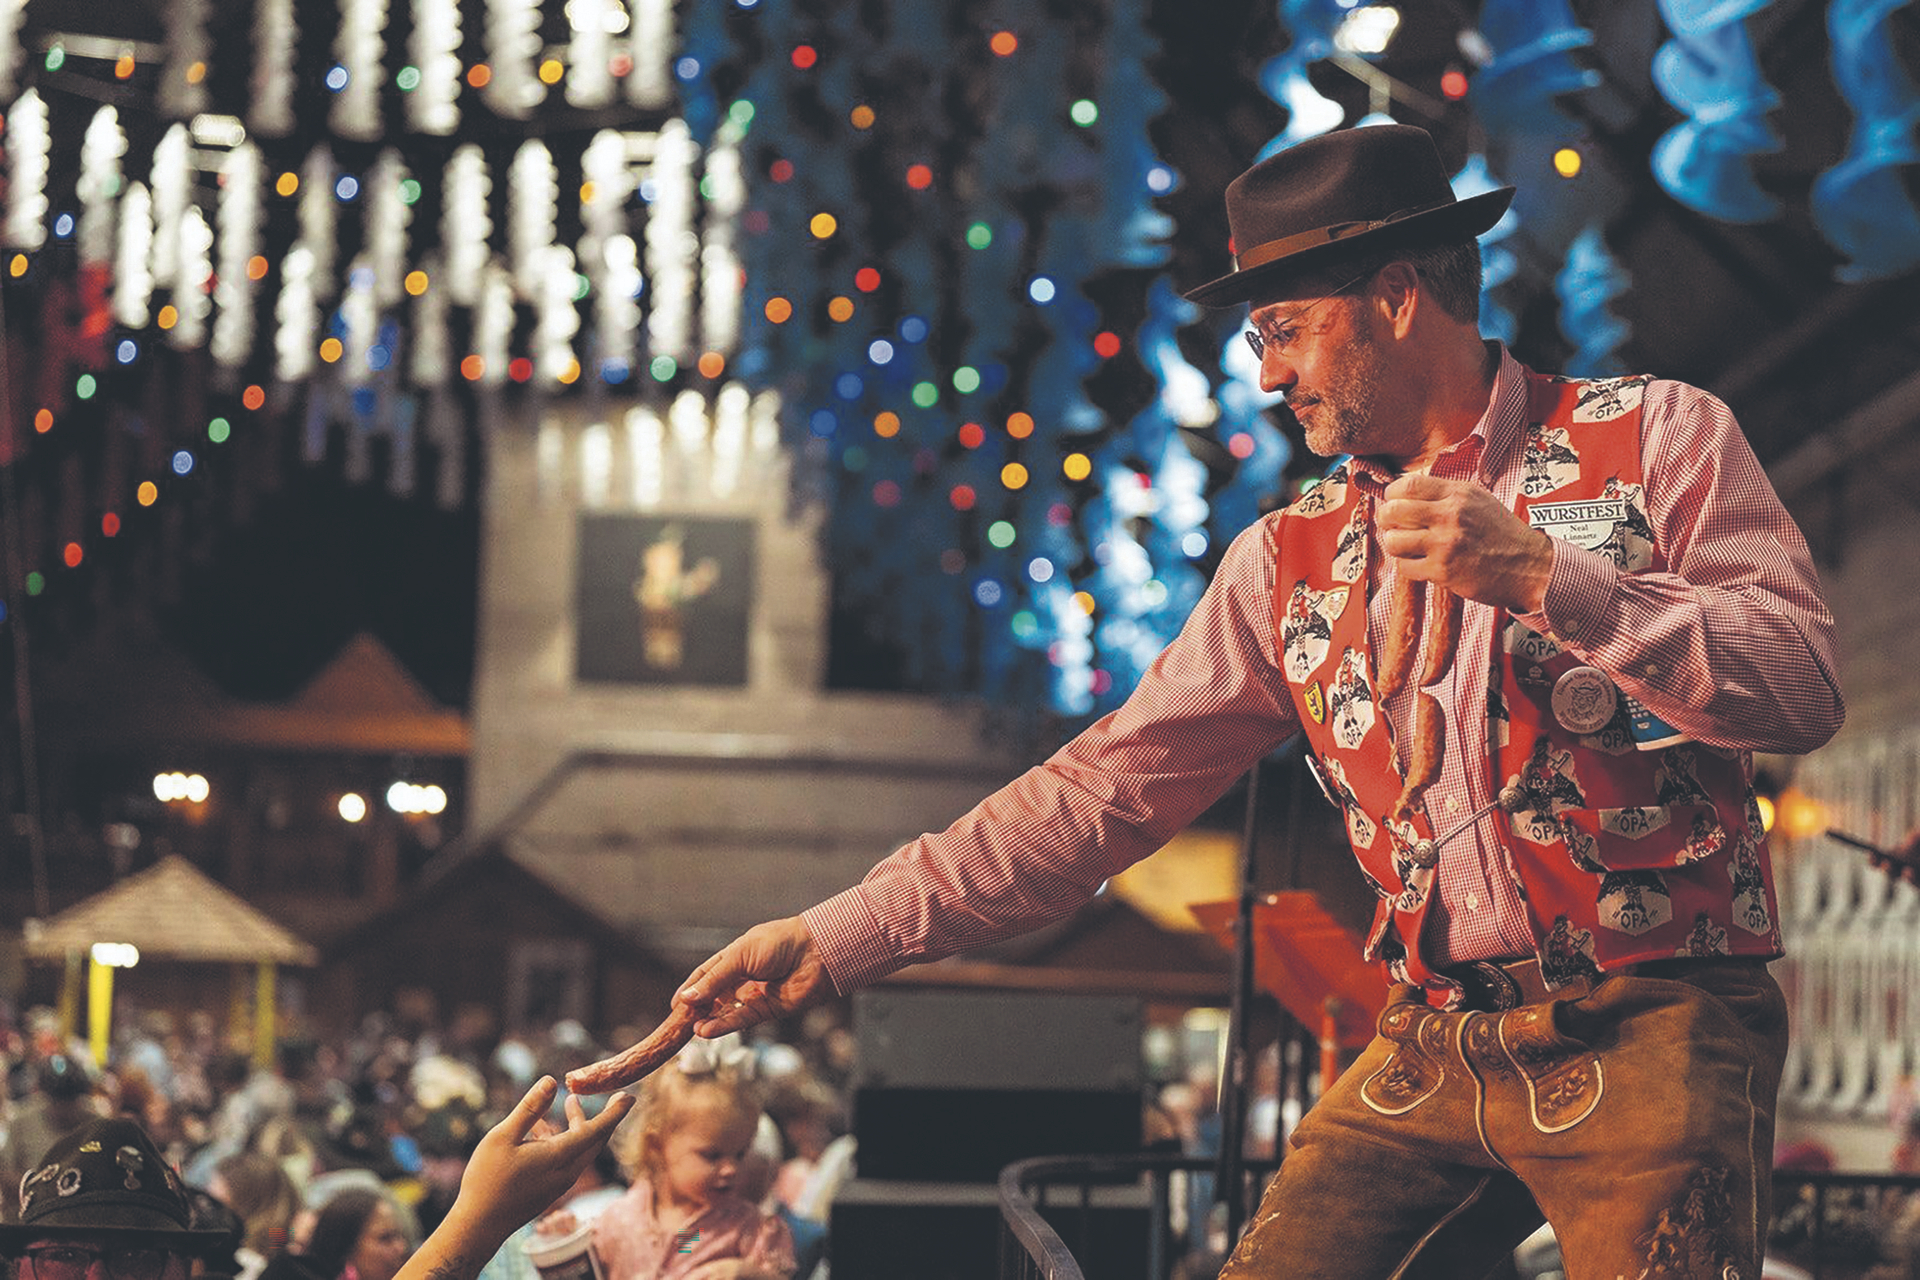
[1292,238,1484,324]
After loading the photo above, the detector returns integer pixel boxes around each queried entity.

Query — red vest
[1272,369,1782,1001]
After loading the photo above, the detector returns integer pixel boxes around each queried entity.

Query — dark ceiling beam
[1767,364,1920,503]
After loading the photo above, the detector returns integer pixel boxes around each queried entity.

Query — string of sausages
[1370,499,1462,836]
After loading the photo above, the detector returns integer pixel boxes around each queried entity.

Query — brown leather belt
[1437,954,1769,1013]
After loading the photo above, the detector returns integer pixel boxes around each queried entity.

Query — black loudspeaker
[851,989,1144,1182]
[828,1177,1151,1280]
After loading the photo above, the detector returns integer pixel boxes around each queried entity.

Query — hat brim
[1181,186,1515,308]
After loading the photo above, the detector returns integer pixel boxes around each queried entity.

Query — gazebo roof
[24,855,319,966]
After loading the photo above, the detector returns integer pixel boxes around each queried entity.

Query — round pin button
[1552,665,1618,734]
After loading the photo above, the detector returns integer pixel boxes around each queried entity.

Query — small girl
[592,1047,796,1280]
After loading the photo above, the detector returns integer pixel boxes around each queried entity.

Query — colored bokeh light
[874,412,901,438]
[810,212,838,238]
[320,337,344,363]
[1553,147,1582,178]
[906,164,933,190]
[953,366,981,394]
[8,255,26,278]
[158,305,179,329]
[966,222,993,250]
[990,30,1018,55]
[765,296,793,323]
[770,158,794,183]
[509,357,534,383]
[33,409,52,433]
[137,482,158,507]
[912,381,939,408]
[791,44,818,69]
[987,521,1016,549]
[949,485,977,511]
[1063,453,1092,481]
[698,352,726,378]
[242,385,266,410]
[1228,432,1256,459]
[827,296,855,322]
[1001,463,1029,490]
[1007,412,1034,439]
[1070,99,1099,127]
[461,354,485,380]
[958,422,986,449]
[1442,68,1469,99]
[101,513,121,537]
[850,105,875,129]
[539,58,565,85]
[467,65,492,88]
[854,267,881,292]
[63,542,82,568]
[1093,331,1122,358]
[406,270,429,296]
[873,480,902,507]
[247,256,269,281]
[276,172,299,197]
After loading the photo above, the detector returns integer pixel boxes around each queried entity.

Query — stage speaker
[851,989,1144,1182]
[828,1177,1151,1280]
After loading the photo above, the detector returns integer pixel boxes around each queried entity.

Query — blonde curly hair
[609,1058,764,1183]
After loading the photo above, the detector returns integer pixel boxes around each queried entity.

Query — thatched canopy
[24,855,318,966]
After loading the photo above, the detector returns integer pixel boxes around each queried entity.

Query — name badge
[1528,498,1627,551]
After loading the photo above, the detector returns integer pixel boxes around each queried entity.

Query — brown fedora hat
[1183,124,1514,308]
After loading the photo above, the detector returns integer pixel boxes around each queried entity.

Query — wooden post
[254,961,277,1068]
[87,954,114,1068]
[57,951,82,1044]
[1319,998,1342,1092]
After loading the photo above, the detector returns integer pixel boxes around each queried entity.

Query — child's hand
[683,1264,786,1280]
[533,1210,578,1238]
[683,1265,790,1280]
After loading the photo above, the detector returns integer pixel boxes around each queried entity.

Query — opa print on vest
[1270,364,1785,994]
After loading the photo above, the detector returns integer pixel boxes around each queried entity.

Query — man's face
[14,1241,191,1280]
[1248,275,1393,460]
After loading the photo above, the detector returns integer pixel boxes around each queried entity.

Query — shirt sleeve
[1515,380,1844,754]
[803,515,1303,994]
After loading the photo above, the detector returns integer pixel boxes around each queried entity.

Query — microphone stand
[1212,759,1261,1246]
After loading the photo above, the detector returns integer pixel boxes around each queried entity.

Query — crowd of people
[0,996,858,1280]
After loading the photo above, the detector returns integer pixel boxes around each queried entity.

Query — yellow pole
[87,955,113,1068]
[57,951,82,1044]
[253,961,277,1069]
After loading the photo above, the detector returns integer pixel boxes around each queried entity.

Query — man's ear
[1374,261,1420,339]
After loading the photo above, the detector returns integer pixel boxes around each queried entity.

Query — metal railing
[1770,1170,1920,1280]
[997,1160,1920,1280]
[996,1153,1279,1280]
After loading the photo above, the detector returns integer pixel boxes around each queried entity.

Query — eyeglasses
[22,1246,175,1280]
[1243,268,1377,362]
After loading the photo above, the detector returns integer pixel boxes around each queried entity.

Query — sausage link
[1375,573,1423,703]
[1417,587,1461,688]
[564,1004,700,1095]
[1394,690,1445,822]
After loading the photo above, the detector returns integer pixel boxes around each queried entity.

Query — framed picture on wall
[575,514,756,687]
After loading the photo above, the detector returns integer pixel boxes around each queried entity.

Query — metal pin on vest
[1409,785,1526,867]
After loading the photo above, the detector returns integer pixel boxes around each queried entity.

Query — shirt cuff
[1514,536,1622,648]
[802,886,899,995]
